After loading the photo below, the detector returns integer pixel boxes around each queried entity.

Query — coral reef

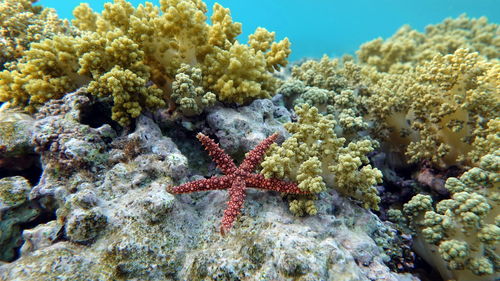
[0,0,291,126]
[1,173,417,280]
[293,48,499,169]
[0,85,417,280]
[290,15,499,169]
[285,15,498,280]
[0,2,497,280]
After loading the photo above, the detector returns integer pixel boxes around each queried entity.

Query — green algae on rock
[0,176,39,262]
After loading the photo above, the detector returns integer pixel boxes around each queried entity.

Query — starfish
[167,132,309,235]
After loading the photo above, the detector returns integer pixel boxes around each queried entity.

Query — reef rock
[0,177,418,280]
[206,97,291,154]
[0,176,39,262]
[0,109,38,173]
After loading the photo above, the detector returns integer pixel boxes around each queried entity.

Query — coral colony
[0,0,498,280]
[0,0,291,126]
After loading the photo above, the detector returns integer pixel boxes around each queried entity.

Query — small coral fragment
[0,0,75,70]
[172,64,216,116]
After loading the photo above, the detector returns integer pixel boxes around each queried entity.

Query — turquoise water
[39,0,500,61]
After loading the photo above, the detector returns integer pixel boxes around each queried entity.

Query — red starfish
[167,132,308,235]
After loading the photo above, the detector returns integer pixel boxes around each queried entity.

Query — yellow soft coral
[88,66,164,126]
[278,78,369,140]
[0,0,75,70]
[361,48,499,168]
[206,3,241,49]
[171,63,216,116]
[261,104,382,215]
[202,42,272,103]
[1,0,291,125]
[357,14,499,73]
[291,55,357,91]
[402,152,499,281]
[0,35,83,112]
[283,16,498,170]
[249,27,291,71]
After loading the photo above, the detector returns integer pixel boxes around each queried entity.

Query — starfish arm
[220,177,246,235]
[197,133,237,174]
[240,133,279,172]
[167,175,232,193]
[245,173,308,194]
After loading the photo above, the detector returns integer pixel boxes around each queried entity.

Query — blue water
[38,0,500,61]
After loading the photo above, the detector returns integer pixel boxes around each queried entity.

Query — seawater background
[38,0,500,61]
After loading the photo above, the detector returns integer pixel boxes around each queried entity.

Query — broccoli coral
[357,14,499,73]
[362,48,499,167]
[0,0,75,70]
[278,79,368,140]
[0,35,83,113]
[171,64,216,116]
[0,0,291,125]
[289,16,498,169]
[261,104,382,215]
[291,55,361,92]
[402,152,499,281]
